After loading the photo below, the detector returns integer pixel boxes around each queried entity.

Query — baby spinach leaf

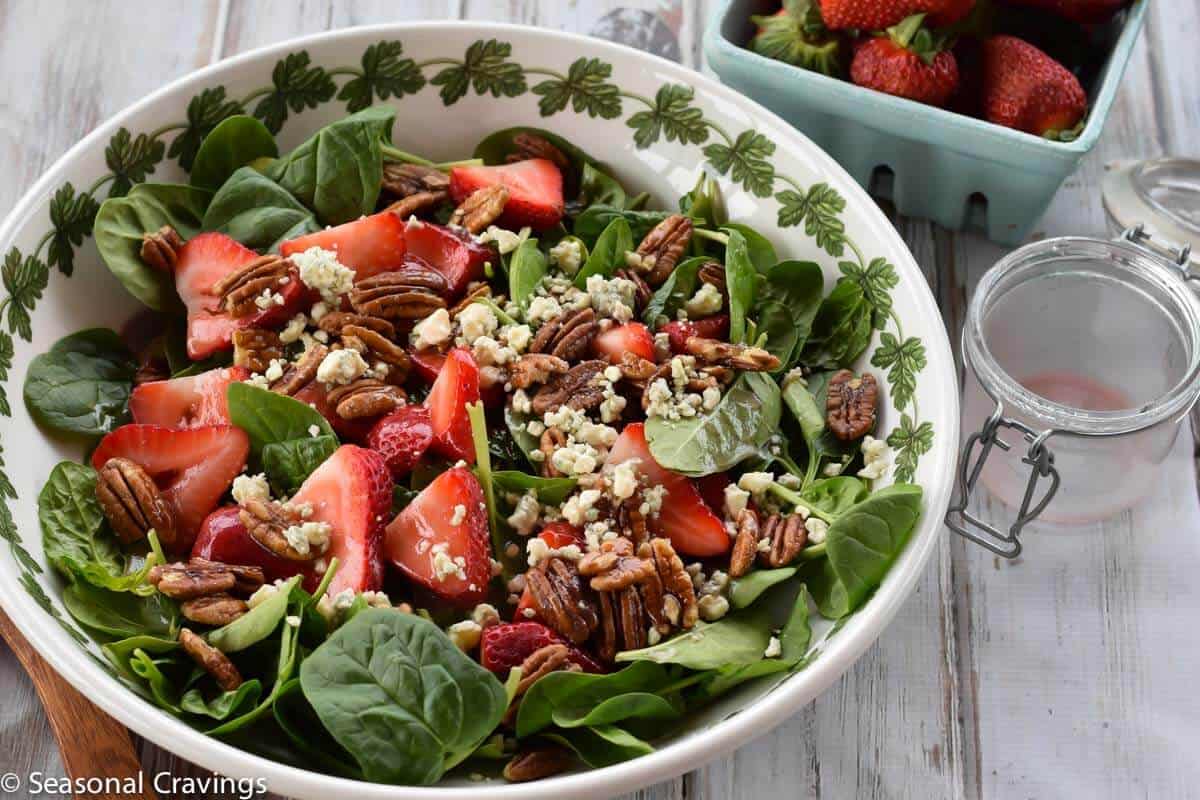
[94,182,211,310]
[299,609,507,785]
[578,163,627,210]
[272,679,364,779]
[265,105,396,225]
[692,659,792,703]
[756,260,824,369]
[24,329,136,437]
[227,382,335,460]
[261,435,339,496]
[679,172,727,230]
[508,238,547,310]
[491,471,578,506]
[574,216,632,287]
[641,255,705,327]
[190,115,278,191]
[129,649,182,712]
[615,608,772,671]
[202,167,319,252]
[824,483,922,614]
[779,585,812,662]
[723,229,758,344]
[207,576,299,654]
[38,460,155,593]
[545,725,654,768]
[803,279,873,367]
[516,661,673,737]
[801,477,869,515]
[103,634,178,682]
[722,223,778,274]
[181,679,263,720]
[503,407,542,470]
[646,371,780,477]
[729,567,797,609]
[553,693,680,729]
[63,581,177,639]
[572,205,668,243]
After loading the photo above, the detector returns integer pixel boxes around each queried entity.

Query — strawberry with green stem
[850,14,960,108]
[750,0,844,77]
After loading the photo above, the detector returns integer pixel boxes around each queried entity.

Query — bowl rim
[0,19,959,800]
[703,0,1149,158]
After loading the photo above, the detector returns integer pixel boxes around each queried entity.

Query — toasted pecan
[95,458,176,547]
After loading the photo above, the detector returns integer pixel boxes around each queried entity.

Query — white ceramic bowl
[0,21,958,799]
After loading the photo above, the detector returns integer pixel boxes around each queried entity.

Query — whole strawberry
[999,0,1127,24]
[850,16,960,107]
[982,35,1087,136]
[820,0,975,31]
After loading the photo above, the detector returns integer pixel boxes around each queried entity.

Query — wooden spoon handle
[0,607,156,800]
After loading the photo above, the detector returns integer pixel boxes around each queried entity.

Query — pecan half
[525,558,598,644]
[502,643,581,725]
[651,538,698,629]
[636,214,692,286]
[506,132,570,171]
[189,557,265,595]
[148,561,236,600]
[684,337,781,372]
[538,428,567,478]
[615,351,658,384]
[531,359,607,416]
[140,226,184,272]
[239,499,313,561]
[826,370,879,441]
[503,745,574,783]
[95,458,176,547]
[509,353,569,390]
[636,543,671,634]
[449,283,493,316]
[596,586,646,661]
[450,185,508,234]
[180,594,248,626]
[617,499,650,548]
[615,268,652,311]
[232,328,284,373]
[729,508,760,578]
[578,540,656,592]
[343,324,410,370]
[327,378,406,420]
[179,629,242,691]
[386,191,446,219]
[318,311,396,340]
[759,513,807,568]
[697,261,727,292]
[270,344,327,396]
[349,270,447,321]
[530,308,598,363]
[382,162,450,198]
[212,255,291,318]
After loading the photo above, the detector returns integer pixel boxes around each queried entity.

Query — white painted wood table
[1,2,1196,798]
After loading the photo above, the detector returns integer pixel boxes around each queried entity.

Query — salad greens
[27,110,925,787]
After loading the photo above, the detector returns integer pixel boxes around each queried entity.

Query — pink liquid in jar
[1019,370,1132,412]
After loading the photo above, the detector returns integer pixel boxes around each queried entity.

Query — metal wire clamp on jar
[947,225,1200,558]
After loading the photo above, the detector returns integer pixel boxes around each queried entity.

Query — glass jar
[947,227,1200,556]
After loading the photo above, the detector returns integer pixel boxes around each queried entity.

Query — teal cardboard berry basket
[704,0,1148,244]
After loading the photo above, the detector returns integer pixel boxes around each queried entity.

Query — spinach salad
[24,107,923,785]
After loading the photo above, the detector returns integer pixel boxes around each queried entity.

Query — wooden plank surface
[0,1,1195,798]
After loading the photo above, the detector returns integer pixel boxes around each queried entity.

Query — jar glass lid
[1103,158,1200,264]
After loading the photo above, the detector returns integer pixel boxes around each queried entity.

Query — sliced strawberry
[384,467,492,606]
[367,405,434,480]
[192,505,301,584]
[175,232,307,360]
[659,314,730,355]
[409,348,503,408]
[480,622,605,677]
[449,160,564,231]
[292,381,374,444]
[606,423,730,557]
[402,220,493,298]
[426,348,481,463]
[92,424,250,552]
[129,366,250,429]
[696,472,732,517]
[280,211,407,281]
[592,322,656,364]
[290,445,392,597]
